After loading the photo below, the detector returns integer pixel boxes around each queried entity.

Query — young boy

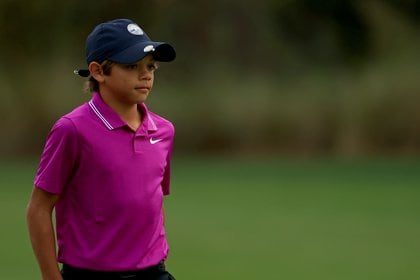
[26,19,176,280]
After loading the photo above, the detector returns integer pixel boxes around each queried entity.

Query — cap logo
[127,23,144,35]
[144,45,155,53]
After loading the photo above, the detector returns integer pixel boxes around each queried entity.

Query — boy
[26,19,176,280]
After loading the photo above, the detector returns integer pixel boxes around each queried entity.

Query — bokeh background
[1,0,419,279]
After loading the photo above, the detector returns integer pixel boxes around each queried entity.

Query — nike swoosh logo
[150,137,163,144]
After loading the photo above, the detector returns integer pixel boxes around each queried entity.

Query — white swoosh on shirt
[150,138,163,144]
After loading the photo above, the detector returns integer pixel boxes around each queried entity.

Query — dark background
[1,0,420,159]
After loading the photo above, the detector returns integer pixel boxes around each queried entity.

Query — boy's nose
[139,69,152,80]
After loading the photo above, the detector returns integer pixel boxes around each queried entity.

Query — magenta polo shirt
[34,92,174,271]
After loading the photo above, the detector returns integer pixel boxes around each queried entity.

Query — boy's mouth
[135,86,151,94]
[135,86,150,90]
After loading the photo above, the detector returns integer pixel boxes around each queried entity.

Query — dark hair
[85,60,115,93]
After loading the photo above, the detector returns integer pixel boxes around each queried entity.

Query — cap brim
[109,41,176,64]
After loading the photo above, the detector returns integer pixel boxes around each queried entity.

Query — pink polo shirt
[34,92,174,271]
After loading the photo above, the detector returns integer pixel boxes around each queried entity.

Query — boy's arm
[26,187,62,280]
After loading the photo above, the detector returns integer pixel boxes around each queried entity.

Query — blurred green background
[1,0,420,279]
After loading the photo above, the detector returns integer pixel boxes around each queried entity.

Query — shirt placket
[134,126,148,154]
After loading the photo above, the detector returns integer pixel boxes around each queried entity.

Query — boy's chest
[78,127,171,177]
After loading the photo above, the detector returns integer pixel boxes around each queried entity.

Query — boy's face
[99,54,158,105]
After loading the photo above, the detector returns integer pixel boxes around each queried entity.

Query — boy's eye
[125,64,138,70]
[148,64,158,71]
[122,62,158,71]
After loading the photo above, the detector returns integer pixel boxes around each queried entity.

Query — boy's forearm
[26,192,62,280]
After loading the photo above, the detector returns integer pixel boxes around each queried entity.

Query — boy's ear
[89,62,105,82]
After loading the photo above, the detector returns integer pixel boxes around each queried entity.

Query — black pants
[61,261,176,280]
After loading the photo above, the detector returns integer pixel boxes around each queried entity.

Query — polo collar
[88,92,157,132]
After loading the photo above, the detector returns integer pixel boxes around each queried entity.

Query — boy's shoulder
[46,103,89,139]
[63,102,90,119]
[56,102,175,133]
[147,110,174,131]
[53,102,91,130]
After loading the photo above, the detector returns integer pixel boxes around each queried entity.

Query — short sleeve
[161,126,174,196]
[34,117,79,194]
[161,157,171,196]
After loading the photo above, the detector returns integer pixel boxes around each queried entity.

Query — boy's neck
[118,106,142,131]
[99,92,143,131]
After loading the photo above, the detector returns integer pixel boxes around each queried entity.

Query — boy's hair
[85,60,115,93]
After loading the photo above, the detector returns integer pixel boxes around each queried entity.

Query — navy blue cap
[74,19,176,77]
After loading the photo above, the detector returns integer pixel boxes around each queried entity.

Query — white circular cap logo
[127,23,144,35]
[144,45,155,52]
